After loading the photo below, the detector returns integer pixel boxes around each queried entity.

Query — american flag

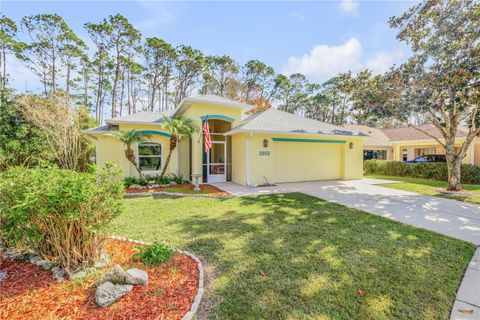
[203,116,212,153]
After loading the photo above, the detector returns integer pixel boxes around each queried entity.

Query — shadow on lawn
[152,193,472,320]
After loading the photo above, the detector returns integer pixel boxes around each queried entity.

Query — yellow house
[84,95,366,186]
[344,124,480,164]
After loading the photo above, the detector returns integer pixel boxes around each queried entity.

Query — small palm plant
[106,130,151,180]
[160,116,200,177]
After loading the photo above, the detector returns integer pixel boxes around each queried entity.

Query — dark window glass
[139,144,161,156]
[138,143,161,171]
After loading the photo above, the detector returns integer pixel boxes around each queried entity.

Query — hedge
[364,160,480,185]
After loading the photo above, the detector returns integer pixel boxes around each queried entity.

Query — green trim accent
[272,138,346,144]
[138,130,171,138]
[201,115,235,122]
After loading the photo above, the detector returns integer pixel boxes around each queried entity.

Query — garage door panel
[273,142,342,183]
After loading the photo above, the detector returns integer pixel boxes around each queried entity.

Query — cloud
[288,11,305,20]
[284,37,363,81]
[365,50,404,74]
[338,0,359,15]
[284,37,405,82]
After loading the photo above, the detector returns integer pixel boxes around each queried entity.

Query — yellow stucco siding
[180,103,244,178]
[90,102,366,185]
[93,123,178,178]
[234,133,364,186]
[231,134,247,185]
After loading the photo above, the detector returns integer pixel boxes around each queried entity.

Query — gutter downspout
[246,132,252,186]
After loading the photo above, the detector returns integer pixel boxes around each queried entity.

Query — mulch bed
[126,183,230,197]
[0,239,199,320]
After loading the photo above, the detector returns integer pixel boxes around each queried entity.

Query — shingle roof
[81,125,116,134]
[343,124,392,147]
[227,109,365,137]
[382,124,469,141]
[106,110,176,125]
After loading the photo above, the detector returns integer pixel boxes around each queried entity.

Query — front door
[207,140,227,183]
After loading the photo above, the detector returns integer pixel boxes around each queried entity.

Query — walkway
[214,179,480,245]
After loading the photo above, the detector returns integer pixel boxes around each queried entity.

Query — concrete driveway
[214,179,480,245]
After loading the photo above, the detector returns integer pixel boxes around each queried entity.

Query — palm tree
[160,116,200,177]
[107,130,151,180]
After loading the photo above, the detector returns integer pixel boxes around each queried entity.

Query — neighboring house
[344,124,480,164]
[84,95,366,186]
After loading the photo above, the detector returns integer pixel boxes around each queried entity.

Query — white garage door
[273,142,343,183]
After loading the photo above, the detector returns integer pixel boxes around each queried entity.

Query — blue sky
[2,0,417,92]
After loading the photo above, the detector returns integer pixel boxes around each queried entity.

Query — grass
[109,193,475,320]
[366,174,480,205]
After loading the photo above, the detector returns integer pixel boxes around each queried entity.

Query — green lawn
[109,193,475,320]
[366,174,480,205]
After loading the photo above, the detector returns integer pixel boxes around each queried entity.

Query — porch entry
[202,119,232,183]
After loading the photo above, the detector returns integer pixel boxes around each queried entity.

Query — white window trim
[137,142,163,174]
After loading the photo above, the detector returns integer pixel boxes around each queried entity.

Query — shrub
[123,176,147,188]
[0,164,124,270]
[123,173,185,188]
[364,160,480,185]
[167,173,184,185]
[133,242,173,266]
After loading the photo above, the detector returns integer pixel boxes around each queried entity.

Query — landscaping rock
[95,281,133,308]
[129,184,142,189]
[169,181,178,186]
[125,268,148,285]
[29,255,40,265]
[96,265,126,286]
[94,253,110,268]
[4,250,31,261]
[36,259,55,271]
[51,266,66,282]
[0,271,7,283]
[70,267,96,281]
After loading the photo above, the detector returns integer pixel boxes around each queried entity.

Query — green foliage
[0,164,124,270]
[133,242,173,266]
[0,90,51,170]
[167,173,184,185]
[364,160,480,185]
[123,173,184,188]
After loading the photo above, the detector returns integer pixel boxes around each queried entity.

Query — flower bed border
[108,236,204,320]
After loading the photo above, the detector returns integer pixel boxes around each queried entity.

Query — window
[402,149,408,162]
[138,142,162,171]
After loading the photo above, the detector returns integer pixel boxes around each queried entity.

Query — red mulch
[126,183,230,197]
[0,239,199,320]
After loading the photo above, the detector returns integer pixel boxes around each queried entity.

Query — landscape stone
[96,265,126,286]
[36,259,55,271]
[0,271,7,283]
[94,253,110,268]
[129,184,142,189]
[70,267,96,281]
[125,268,148,285]
[52,266,66,282]
[169,181,178,186]
[95,281,133,308]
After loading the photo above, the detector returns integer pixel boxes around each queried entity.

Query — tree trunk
[160,136,177,177]
[125,147,145,180]
[447,158,462,191]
